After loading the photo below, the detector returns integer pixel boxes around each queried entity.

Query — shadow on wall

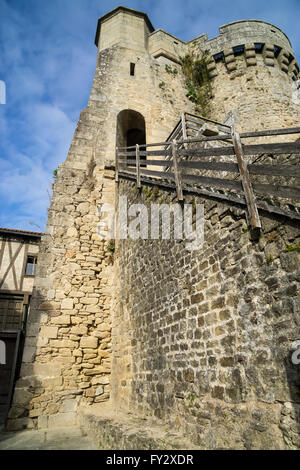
[3,287,79,432]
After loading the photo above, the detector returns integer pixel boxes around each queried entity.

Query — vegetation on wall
[180,50,212,117]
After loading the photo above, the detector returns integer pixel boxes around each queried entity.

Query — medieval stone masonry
[6,6,300,449]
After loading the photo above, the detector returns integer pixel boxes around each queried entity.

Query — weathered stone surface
[80,337,98,349]
[48,412,77,429]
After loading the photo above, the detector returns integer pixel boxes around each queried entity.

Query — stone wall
[7,159,115,430]
[113,178,300,449]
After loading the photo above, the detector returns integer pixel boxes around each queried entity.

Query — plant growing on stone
[107,240,115,253]
[265,254,274,265]
[180,50,212,116]
[284,244,300,253]
[165,64,178,76]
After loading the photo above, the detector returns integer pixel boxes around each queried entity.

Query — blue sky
[0,0,299,232]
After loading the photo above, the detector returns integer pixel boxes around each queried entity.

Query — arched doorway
[116,110,146,166]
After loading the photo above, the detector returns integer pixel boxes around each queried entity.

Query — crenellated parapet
[200,43,300,82]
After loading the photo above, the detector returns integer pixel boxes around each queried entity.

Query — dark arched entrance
[116,110,146,166]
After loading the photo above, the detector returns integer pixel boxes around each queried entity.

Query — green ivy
[180,51,212,117]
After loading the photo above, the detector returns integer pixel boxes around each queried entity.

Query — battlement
[189,20,299,81]
[94,8,299,83]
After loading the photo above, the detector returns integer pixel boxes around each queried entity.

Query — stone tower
[7,6,300,447]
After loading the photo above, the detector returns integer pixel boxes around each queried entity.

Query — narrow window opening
[254,43,264,54]
[274,45,282,58]
[288,53,294,64]
[233,45,244,57]
[130,63,135,76]
[213,52,224,63]
[25,256,37,276]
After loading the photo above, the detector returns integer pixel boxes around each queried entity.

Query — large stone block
[51,315,71,325]
[39,326,58,339]
[61,298,74,310]
[48,412,77,428]
[80,336,98,349]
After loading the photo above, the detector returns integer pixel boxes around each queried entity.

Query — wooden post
[172,140,184,201]
[231,126,261,237]
[181,112,188,149]
[115,147,119,183]
[136,144,141,188]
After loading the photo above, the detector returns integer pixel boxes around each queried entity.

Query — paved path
[0,426,97,450]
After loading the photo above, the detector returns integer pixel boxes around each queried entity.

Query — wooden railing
[116,123,300,236]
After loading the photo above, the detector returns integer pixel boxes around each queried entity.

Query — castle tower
[190,20,300,131]
[6,6,193,431]
[6,6,300,437]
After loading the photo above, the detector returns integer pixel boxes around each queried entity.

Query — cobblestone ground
[0,426,97,450]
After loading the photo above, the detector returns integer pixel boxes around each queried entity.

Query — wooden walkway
[116,113,300,236]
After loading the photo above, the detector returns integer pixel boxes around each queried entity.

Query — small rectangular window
[25,256,37,276]
[213,52,224,63]
[274,45,282,58]
[130,63,135,76]
[254,43,264,54]
[233,45,245,57]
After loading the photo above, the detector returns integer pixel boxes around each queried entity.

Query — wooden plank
[185,115,206,126]
[182,173,243,191]
[165,124,182,144]
[186,122,202,132]
[172,141,184,201]
[118,159,136,166]
[240,127,300,139]
[120,167,244,193]
[180,160,239,172]
[118,150,171,157]
[141,159,173,167]
[121,167,175,180]
[141,150,172,157]
[118,159,172,167]
[117,171,300,221]
[165,119,181,142]
[181,113,188,150]
[185,112,231,129]
[253,183,300,200]
[171,126,183,141]
[179,147,236,157]
[182,134,233,143]
[232,129,261,231]
[243,142,300,155]
[136,144,141,188]
[248,163,300,178]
